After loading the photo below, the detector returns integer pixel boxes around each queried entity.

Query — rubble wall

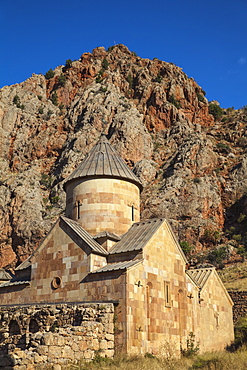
[0,302,115,369]
[229,291,247,323]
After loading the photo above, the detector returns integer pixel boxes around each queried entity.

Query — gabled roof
[186,267,233,306]
[15,216,108,274]
[60,216,108,256]
[0,269,12,280]
[109,218,165,254]
[64,135,142,190]
[16,259,32,271]
[89,260,142,274]
[186,268,215,289]
[93,231,121,242]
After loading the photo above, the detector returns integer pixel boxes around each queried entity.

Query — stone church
[0,135,234,355]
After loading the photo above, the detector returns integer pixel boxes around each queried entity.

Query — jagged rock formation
[0,44,247,268]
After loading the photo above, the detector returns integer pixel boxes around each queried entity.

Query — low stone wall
[229,291,247,323]
[0,303,115,369]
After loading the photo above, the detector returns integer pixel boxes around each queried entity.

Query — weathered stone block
[83,349,94,360]
[61,345,74,359]
[107,341,114,349]
[99,340,108,350]
[48,345,60,358]
[104,349,114,358]
[105,334,114,341]
[52,365,62,370]
[41,332,54,345]
[71,341,79,352]
[78,340,88,351]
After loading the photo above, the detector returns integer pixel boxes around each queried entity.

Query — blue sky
[1,0,247,109]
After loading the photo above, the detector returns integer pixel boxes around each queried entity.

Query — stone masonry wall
[229,291,247,323]
[0,303,114,370]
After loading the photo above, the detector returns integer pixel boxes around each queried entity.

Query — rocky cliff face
[0,44,247,268]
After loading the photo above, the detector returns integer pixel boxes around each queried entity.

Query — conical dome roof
[64,135,143,190]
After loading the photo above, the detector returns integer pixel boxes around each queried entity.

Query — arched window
[9,319,21,336]
[29,318,39,333]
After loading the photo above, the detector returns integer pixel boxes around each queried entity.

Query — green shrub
[207,246,228,266]
[96,69,104,83]
[216,142,230,151]
[154,73,162,83]
[127,73,133,89]
[237,213,246,223]
[50,196,60,204]
[168,94,181,109]
[107,46,115,52]
[51,91,58,106]
[102,57,109,70]
[181,332,199,357]
[38,106,44,114]
[13,94,23,109]
[45,69,55,80]
[237,246,246,259]
[65,59,72,68]
[46,109,53,120]
[233,234,242,242]
[180,241,195,256]
[208,103,223,120]
[234,316,247,347]
[40,174,53,188]
[38,95,42,101]
[58,73,66,87]
[197,93,205,102]
[202,229,221,245]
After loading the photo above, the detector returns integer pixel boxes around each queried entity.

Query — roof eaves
[60,216,108,256]
[89,259,143,274]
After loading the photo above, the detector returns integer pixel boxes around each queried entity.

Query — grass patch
[65,347,247,369]
[218,262,247,290]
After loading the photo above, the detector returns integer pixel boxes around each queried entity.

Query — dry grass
[218,261,247,290]
[66,347,247,370]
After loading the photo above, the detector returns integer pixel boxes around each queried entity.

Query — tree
[208,103,223,120]
[102,57,109,70]
[51,91,58,106]
[45,69,55,80]
[65,59,72,68]
[58,74,66,87]
[180,241,195,257]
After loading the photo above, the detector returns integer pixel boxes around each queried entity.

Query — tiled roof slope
[0,278,30,288]
[0,269,12,280]
[16,259,32,270]
[90,260,142,274]
[93,231,121,241]
[186,268,215,288]
[60,216,108,256]
[109,218,165,254]
[64,135,142,190]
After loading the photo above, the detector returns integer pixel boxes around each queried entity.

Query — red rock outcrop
[0,44,246,268]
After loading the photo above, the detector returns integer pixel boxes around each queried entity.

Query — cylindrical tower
[64,136,143,236]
